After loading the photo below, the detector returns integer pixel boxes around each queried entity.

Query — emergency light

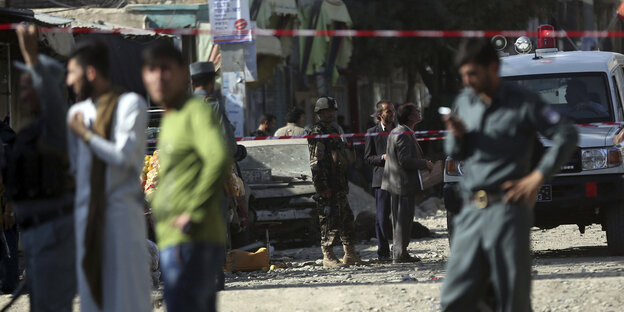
[537,24,555,49]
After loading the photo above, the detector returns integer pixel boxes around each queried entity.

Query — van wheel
[605,204,624,256]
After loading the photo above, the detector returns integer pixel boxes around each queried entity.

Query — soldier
[308,96,360,268]
[440,39,578,311]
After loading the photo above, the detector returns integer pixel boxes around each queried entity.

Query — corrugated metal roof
[34,13,73,25]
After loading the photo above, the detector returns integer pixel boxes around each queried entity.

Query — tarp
[298,0,353,80]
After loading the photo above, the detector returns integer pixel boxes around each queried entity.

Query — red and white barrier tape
[235,130,447,141]
[2,23,624,38]
[145,121,624,145]
[232,121,624,142]
[348,137,444,145]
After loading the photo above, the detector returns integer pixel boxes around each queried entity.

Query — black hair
[397,103,418,125]
[69,39,110,78]
[375,100,392,115]
[285,108,304,123]
[191,72,216,87]
[142,40,185,67]
[259,113,276,125]
[454,38,500,68]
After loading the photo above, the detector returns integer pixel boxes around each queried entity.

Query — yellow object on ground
[224,248,270,272]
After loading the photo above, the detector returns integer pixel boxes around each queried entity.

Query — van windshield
[504,73,612,124]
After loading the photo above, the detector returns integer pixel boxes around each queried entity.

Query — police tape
[348,137,445,145]
[235,130,448,142]
[232,121,624,142]
[2,23,624,38]
[145,121,624,145]
[145,131,446,145]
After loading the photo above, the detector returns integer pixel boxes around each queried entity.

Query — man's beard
[76,75,93,102]
[382,115,394,126]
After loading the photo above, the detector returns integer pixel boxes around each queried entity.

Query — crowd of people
[0,23,579,312]
[0,25,233,312]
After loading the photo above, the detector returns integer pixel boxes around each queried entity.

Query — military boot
[321,246,344,268]
[342,244,363,265]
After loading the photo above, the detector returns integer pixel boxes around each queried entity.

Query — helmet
[314,96,338,113]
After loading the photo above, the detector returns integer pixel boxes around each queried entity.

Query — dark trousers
[21,215,76,312]
[374,188,392,258]
[0,226,19,293]
[441,201,532,312]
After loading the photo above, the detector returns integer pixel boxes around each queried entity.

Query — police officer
[190,61,247,291]
[440,39,578,311]
[308,96,360,268]
[190,61,238,158]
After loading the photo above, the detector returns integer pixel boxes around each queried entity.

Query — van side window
[612,66,624,121]
[612,75,623,120]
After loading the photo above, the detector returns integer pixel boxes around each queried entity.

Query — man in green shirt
[440,39,578,311]
[142,41,231,312]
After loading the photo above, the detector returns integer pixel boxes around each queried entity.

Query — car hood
[248,181,316,199]
[542,126,617,148]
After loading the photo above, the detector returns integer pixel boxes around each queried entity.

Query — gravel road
[1,202,622,311]
[218,209,624,312]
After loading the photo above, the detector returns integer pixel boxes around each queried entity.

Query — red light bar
[537,24,555,49]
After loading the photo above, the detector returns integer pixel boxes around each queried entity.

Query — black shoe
[377,255,392,263]
[392,254,421,264]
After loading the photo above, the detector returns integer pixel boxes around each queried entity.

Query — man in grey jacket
[381,103,433,263]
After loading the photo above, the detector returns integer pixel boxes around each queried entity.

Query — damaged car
[237,138,320,247]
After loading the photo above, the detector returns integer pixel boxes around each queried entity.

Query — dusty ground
[216,207,624,312]
[1,200,623,311]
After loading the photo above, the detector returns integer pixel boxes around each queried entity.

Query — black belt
[19,204,74,230]
[469,190,504,209]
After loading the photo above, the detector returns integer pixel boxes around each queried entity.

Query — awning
[33,13,73,25]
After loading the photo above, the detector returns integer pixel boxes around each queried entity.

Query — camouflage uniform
[308,121,355,247]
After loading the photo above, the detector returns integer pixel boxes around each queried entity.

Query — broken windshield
[504,73,613,124]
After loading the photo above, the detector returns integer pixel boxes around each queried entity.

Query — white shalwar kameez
[67,92,151,312]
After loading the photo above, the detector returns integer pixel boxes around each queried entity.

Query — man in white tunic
[66,39,151,312]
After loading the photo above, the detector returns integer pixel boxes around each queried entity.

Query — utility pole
[209,0,253,136]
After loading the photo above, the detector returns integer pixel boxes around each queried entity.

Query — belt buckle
[475,190,488,209]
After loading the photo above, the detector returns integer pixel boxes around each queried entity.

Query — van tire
[605,204,624,256]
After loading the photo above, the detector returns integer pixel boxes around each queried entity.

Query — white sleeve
[66,105,80,176]
[87,93,147,168]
